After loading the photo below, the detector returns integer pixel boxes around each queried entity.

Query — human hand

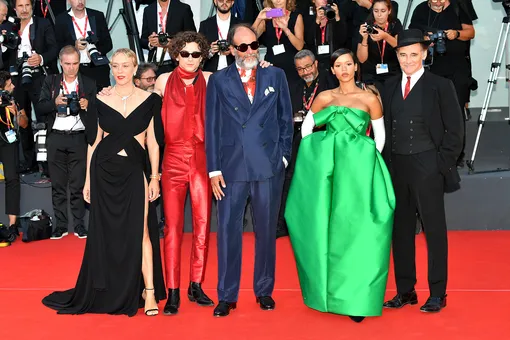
[148,178,160,202]
[27,53,42,67]
[55,93,66,106]
[211,175,226,200]
[79,98,88,110]
[98,86,113,96]
[83,180,90,203]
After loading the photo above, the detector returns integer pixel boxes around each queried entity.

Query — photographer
[37,45,96,240]
[199,0,240,72]
[141,0,196,75]
[409,0,475,167]
[11,0,58,173]
[134,62,157,92]
[0,70,26,240]
[54,0,113,93]
[357,0,402,89]
[303,0,347,74]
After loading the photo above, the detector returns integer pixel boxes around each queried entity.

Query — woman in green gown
[284,49,395,323]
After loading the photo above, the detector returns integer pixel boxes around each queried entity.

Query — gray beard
[235,54,259,70]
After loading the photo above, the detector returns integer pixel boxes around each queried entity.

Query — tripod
[402,0,414,28]
[466,14,510,173]
[108,0,145,63]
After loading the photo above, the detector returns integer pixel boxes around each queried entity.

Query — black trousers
[47,132,87,230]
[79,63,110,93]
[14,73,46,168]
[0,140,20,215]
[391,149,448,298]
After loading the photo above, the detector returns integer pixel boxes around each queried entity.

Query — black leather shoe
[383,290,418,309]
[420,295,447,313]
[276,227,289,239]
[349,316,365,323]
[213,301,236,317]
[188,282,214,306]
[163,288,180,315]
[256,296,275,310]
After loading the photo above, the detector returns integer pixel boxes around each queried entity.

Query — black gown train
[42,93,166,316]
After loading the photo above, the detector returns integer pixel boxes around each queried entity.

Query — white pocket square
[264,86,275,96]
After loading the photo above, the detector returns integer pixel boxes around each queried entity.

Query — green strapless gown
[285,106,395,317]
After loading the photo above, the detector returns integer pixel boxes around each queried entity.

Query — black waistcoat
[390,77,436,155]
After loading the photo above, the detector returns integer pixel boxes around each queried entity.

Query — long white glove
[301,110,315,138]
[371,116,385,153]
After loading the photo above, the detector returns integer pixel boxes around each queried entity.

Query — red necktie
[403,76,411,99]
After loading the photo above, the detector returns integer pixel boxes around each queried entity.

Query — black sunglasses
[179,51,202,59]
[233,41,260,52]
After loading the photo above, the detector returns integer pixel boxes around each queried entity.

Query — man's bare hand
[98,86,113,96]
[55,93,66,106]
[211,175,226,200]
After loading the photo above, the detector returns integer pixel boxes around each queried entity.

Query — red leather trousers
[161,142,212,289]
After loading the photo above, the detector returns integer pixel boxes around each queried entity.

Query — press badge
[318,45,330,55]
[376,63,389,74]
[273,44,286,55]
[5,129,16,143]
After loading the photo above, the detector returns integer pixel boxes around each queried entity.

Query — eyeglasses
[233,41,260,52]
[140,76,156,82]
[179,51,202,59]
[296,64,314,73]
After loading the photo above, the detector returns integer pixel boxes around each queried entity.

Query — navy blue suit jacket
[206,64,293,182]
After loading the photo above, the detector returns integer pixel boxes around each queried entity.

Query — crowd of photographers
[0,0,477,243]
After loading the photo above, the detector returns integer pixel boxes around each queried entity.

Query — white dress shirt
[18,18,44,66]
[216,14,230,71]
[52,79,85,131]
[69,9,92,64]
[152,2,171,62]
[401,67,425,97]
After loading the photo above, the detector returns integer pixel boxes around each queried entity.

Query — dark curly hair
[169,31,210,65]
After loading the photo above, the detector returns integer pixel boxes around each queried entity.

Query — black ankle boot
[163,288,180,315]
[188,282,214,306]
[349,316,365,323]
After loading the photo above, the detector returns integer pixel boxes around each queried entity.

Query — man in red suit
[153,31,214,316]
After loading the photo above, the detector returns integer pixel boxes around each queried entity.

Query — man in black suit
[54,0,113,92]
[381,29,463,313]
[276,49,332,238]
[141,0,196,74]
[37,45,96,240]
[199,0,239,73]
[11,0,58,172]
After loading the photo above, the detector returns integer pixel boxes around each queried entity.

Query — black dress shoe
[213,301,237,317]
[188,282,214,306]
[276,227,289,239]
[256,296,275,310]
[383,290,418,309]
[420,295,447,313]
[349,316,365,323]
[163,288,180,315]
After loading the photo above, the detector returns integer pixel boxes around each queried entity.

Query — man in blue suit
[205,23,293,317]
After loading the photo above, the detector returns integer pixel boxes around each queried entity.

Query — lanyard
[275,27,283,44]
[217,25,224,40]
[376,22,389,63]
[71,16,89,39]
[41,0,51,18]
[159,6,168,32]
[320,25,326,45]
[302,80,319,111]
[62,81,79,95]
[0,107,14,129]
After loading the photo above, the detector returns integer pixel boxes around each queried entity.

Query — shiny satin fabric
[285,106,395,317]
[162,142,212,288]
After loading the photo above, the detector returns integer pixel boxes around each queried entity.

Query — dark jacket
[141,0,196,62]
[54,8,113,57]
[37,73,96,144]
[382,71,464,193]
[199,14,240,72]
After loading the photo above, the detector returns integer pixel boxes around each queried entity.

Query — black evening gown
[42,93,166,316]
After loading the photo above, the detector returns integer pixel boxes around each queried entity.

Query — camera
[0,90,13,107]
[64,91,81,116]
[17,52,33,86]
[320,0,336,20]
[217,40,230,52]
[0,17,21,50]
[366,23,380,35]
[82,31,110,66]
[158,31,170,46]
[428,30,447,55]
[0,223,18,243]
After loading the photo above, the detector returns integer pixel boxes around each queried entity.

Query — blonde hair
[263,0,296,11]
[111,48,138,67]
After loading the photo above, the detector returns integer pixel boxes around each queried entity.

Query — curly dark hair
[169,31,210,65]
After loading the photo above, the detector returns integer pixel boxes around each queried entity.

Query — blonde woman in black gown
[42,49,166,317]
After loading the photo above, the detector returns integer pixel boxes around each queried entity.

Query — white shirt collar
[69,8,88,19]
[402,67,425,94]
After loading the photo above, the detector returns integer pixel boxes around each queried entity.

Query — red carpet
[2,231,510,339]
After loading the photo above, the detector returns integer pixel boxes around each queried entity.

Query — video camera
[217,40,230,52]
[0,17,21,50]
[0,90,14,107]
[320,0,336,20]
[82,31,110,66]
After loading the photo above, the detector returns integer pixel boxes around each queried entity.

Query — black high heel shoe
[348,316,365,323]
[143,288,159,316]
